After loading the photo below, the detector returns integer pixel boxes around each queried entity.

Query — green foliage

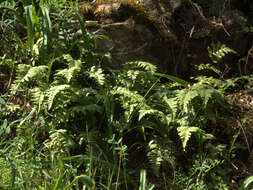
[0,1,247,189]
[208,41,237,64]
[177,126,200,150]
[139,169,155,190]
[240,176,253,190]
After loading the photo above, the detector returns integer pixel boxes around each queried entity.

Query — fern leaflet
[47,84,70,110]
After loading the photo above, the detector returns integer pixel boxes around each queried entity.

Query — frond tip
[47,84,70,110]
[123,61,157,73]
[177,126,214,150]
[177,126,199,150]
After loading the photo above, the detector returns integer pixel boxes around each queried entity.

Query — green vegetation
[0,0,252,189]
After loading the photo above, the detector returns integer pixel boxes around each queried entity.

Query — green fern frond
[177,126,200,150]
[127,70,140,81]
[147,140,162,177]
[111,87,145,121]
[208,42,237,63]
[47,84,70,110]
[192,84,223,107]
[196,63,222,76]
[177,126,214,150]
[55,59,81,83]
[112,87,144,102]
[12,64,48,93]
[13,64,31,81]
[194,76,223,88]
[44,129,76,156]
[124,61,157,73]
[182,90,199,114]
[23,65,48,82]
[139,105,159,121]
[138,104,171,127]
[87,66,105,85]
[30,87,47,112]
[163,97,178,119]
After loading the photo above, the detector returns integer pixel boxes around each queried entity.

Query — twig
[115,141,122,190]
[237,120,250,153]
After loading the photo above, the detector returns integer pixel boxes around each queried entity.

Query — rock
[95,3,121,16]
[87,21,158,69]
[80,0,252,78]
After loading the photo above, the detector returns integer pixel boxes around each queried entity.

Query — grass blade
[24,4,36,52]
[75,12,91,50]
[154,73,189,86]
[7,157,17,189]
[139,169,146,190]
[63,175,95,190]
[52,157,64,190]
[40,5,52,64]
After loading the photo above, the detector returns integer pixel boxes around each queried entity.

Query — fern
[138,104,171,128]
[191,84,224,107]
[139,107,158,121]
[44,129,76,156]
[11,65,48,93]
[147,140,163,177]
[176,83,224,119]
[177,126,200,150]
[30,87,47,112]
[196,63,222,76]
[181,90,199,114]
[87,66,105,85]
[55,57,81,83]
[146,139,176,178]
[47,84,70,110]
[177,126,214,150]
[163,96,179,120]
[112,87,144,103]
[123,61,157,73]
[208,41,237,64]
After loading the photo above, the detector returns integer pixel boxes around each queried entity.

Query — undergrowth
[0,0,252,189]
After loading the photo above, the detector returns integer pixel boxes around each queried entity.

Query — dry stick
[115,143,122,190]
[163,172,168,190]
[244,46,253,75]
[221,23,231,37]
[237,120,250,153]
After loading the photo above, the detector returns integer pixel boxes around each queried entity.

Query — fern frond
[192,84,223,107]
[196,63,222,76]
[138,104,171,127]
[127,70,140,81]
[22,65,48,82]
[112,87,144,102]
[44,129,76,156]
[177,126,214,150]
[138,105,159,121]
[147,140,162,177]
[182,90,199,114]
[177,126,199,150]
[87,66,105,85]
[208,42,237,63]
[47,84,70,110]
[163,97,178,119]
[11,65,48,93]
[124,61,157,73]
[55,59,81,83]
[30,87,47,112]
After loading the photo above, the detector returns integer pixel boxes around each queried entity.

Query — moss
[79,0,177,42]
[79,2,95,20]
[94,0,138,5]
